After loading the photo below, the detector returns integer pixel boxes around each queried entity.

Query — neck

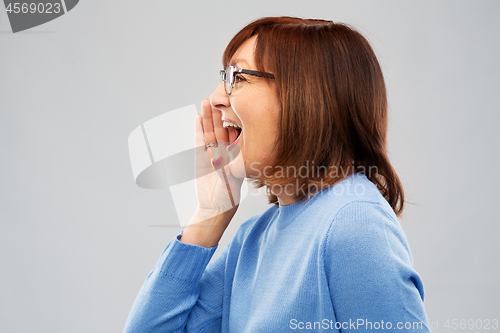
[270,184,300,206]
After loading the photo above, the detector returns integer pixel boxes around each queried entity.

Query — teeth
[223,121,241,129]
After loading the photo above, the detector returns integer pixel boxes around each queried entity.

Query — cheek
[246,110,279,142]
[232,93,280,142]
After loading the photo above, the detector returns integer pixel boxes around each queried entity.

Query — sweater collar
[275,195,309,229]
[274,173,359,229]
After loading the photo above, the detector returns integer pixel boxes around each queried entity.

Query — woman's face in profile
[210,35,281,178]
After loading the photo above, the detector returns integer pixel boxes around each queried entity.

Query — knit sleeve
[324,201,431,332]
[123,229,229,333]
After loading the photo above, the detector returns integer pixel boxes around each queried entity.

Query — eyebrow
[229,58,250,67]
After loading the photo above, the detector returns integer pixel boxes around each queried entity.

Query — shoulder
[306,173,400,231]
[324,201,428,317]
[323,200,414,271]
[322,200,427,306]
[327,200,401,241]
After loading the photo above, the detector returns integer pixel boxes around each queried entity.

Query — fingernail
[227,143,240,153]
[213,156,222,166]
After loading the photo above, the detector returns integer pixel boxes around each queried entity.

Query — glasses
[219,65,275,95]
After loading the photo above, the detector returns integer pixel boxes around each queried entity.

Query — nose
[210,82,230,111]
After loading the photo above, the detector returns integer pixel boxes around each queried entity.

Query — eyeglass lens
[225,66,234,95]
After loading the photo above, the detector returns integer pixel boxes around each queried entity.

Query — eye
[235,74,247,83]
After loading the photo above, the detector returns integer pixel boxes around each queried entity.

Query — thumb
[214,163,238,209]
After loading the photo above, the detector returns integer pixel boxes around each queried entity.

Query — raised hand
[183,99,245,241]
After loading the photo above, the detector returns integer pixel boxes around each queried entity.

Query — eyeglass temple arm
[240,69,275,79]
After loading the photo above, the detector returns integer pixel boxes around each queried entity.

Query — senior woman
[124,16,431,332]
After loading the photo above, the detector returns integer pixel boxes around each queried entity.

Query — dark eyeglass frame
[219,65,275,95]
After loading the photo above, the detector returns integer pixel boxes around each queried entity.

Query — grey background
[1,0,498,332]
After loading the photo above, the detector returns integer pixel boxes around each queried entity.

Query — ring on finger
[205,142,218,148]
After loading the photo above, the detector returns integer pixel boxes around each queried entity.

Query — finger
[201,98,216,146]
[194,113,212,177]
[212,107,229,144]
[214,164,236,209]
[194,113,205,149]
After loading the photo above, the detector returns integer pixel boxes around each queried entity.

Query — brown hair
[223,16,405,217]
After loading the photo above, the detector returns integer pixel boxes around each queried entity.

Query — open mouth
[233,127,242,143]
[223,121,242,144]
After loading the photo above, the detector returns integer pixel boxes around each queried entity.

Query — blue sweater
[124,173,431,332]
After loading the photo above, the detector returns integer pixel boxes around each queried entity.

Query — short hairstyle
[223,16,405,217]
